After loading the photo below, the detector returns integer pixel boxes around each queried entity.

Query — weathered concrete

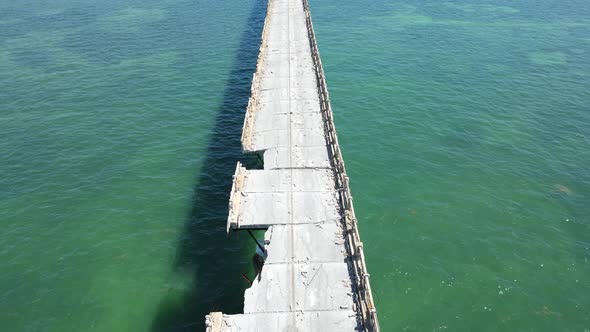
[207,0,379,330]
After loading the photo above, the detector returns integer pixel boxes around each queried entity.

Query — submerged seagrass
[1,0,589,331]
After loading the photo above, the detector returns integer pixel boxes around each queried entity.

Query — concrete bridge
[206,0,379,330]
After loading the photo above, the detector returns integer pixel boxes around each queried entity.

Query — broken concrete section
[207,0,380,330]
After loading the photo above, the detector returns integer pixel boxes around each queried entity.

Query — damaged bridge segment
[206,0,379,330]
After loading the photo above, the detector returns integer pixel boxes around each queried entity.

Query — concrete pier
[206,0,379,330]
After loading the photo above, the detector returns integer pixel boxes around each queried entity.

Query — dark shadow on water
[149,1,266,331]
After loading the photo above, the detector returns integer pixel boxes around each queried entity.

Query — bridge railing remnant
[302,0,381,331]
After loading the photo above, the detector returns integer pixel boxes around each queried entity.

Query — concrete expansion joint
[244,308,357,315]
[264,260,348,266]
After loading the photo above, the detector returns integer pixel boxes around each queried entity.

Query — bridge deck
[206,0,379,330]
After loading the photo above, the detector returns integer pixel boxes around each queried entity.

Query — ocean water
[0,0,589,331]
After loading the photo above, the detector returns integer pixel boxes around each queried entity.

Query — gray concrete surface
[207,0,365,330]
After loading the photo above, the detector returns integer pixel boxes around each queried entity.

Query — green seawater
[1,0,589,331]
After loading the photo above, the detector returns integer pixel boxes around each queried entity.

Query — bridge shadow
[149,1,266,331]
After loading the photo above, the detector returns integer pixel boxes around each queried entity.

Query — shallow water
[1,0,589,331]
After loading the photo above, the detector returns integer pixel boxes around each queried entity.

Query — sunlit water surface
[1,0,589,331]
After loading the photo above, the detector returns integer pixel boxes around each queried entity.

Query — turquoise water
[1,0,589,331]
